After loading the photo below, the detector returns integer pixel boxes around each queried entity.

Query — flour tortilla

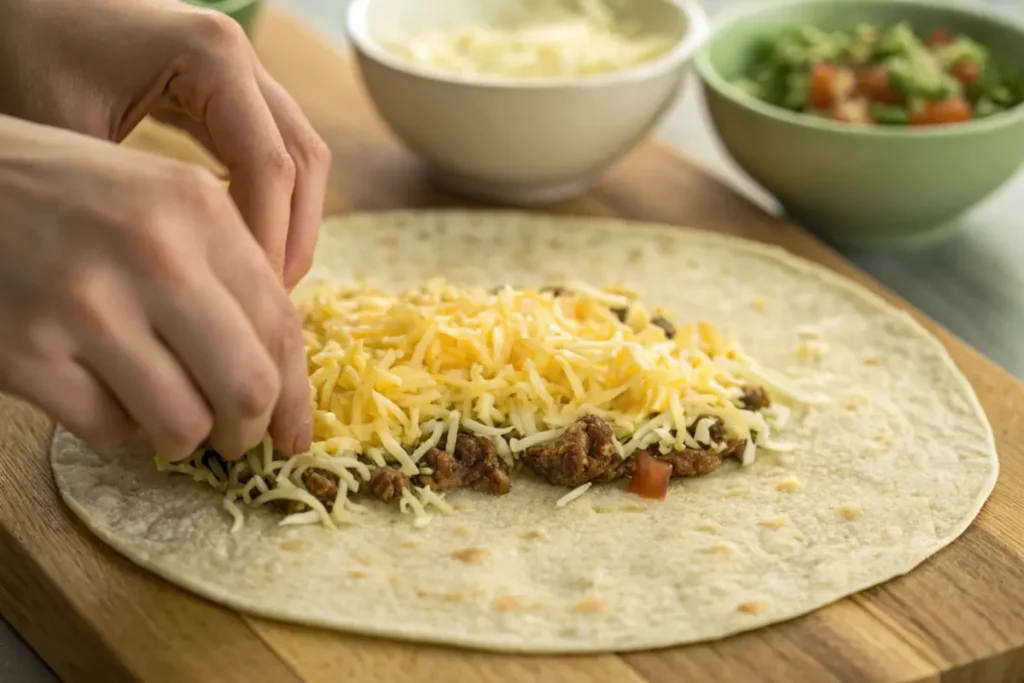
[51,211,998,653]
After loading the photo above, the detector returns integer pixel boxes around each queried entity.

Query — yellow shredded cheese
[159,279,796,531]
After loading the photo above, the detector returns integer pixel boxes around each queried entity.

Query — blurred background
[282,0,1024,379]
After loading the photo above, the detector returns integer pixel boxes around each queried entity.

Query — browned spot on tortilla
[627,247,644,264]
[570,597,607,614]
[758,517,786,530]
[279,540,308,552]
[389,576,401,586]
[455,527,472,538]
[523,528,549,541]
[347,570,369,580]
[841,394,870,410]
[837,503,863,521]
[354,554,374,566]
[709,543,735,558]
[737,600,768,615]
[401,538,422,549]
[442,592,463,603]
[776,478,802,493]
[532,601,549,612]
[752,296,769,311]
[379,235,399,247]
[415,589,430,598]
[453,504,467,511]
[451,547,490,564]
[696,522,721,533]
[492,596,524,613]
[864,356,886,366]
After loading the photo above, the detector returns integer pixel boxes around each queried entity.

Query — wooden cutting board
[3,10,1024,683]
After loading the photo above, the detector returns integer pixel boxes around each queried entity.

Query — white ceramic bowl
[346,0,709,204]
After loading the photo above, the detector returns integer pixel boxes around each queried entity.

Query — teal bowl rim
[694,0,1024,139]
[181,0,261,13]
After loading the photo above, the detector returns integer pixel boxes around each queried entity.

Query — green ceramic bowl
[182,0,263,36]
[695,0,1024,249]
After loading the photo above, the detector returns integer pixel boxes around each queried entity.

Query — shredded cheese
[380,0,674,80]
[159,279,798,531]
[556,482,592,508]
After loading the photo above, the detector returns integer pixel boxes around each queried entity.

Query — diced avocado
[934,37,988,70]
[974,97,1004,118]
[782,69,811,110]
[873,22,921,60]
[885,53,960,100]
[870,103,910,124]
[730,20,1022,126]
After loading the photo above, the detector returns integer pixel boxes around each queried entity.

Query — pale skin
[0,0,331,462]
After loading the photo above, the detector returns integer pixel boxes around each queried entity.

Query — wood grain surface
[3,10,1024,683]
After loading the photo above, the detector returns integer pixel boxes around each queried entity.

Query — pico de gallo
[733,22,1024,126]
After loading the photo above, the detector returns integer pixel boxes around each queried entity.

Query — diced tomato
[926,28,953,46]
[628,451,671,501]
[910,97,973,125]
[810,64,855,108]
[855,67,900,105]
[950,61,980,87]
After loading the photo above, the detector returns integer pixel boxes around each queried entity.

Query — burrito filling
[157,279,806,530]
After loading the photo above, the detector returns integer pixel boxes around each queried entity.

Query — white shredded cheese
[160,279,803,531]
[556,483,592,508]
[222,496,244,533]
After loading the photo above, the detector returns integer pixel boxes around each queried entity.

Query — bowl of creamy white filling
[346,0,709,204]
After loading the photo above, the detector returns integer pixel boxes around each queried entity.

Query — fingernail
[291,418,312,454]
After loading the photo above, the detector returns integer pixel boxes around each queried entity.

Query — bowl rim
[694,0,1024,138]
[345,0,709,89]
[181,0,261,13]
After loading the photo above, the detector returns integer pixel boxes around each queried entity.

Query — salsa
[733,22,1024,126]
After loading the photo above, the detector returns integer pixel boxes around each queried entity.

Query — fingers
[206,222,313,456]
[255,68,331,287]
[149,270,283,460]
[79,304,214,463]
[156,66,330,289]
[7,358,136,449]
[132,166,306,459]
[172,11,296,280]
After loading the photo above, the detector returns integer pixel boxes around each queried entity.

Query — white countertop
[4,0,1023,679]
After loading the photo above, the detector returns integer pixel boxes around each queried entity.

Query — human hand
[0,115,312,461]
[0,0,330,287]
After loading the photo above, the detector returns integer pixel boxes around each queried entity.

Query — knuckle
[176,164,224,199]
[294,130,331,170]
[130,216,194,290]
[264,148,297,185]
[232,357,280,418]
[163,408,214,454]
[67,268,117,337]
[167,164,227,216]
[189,10,249,53]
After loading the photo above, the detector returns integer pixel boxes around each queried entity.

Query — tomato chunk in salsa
[732,22,1023,126]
